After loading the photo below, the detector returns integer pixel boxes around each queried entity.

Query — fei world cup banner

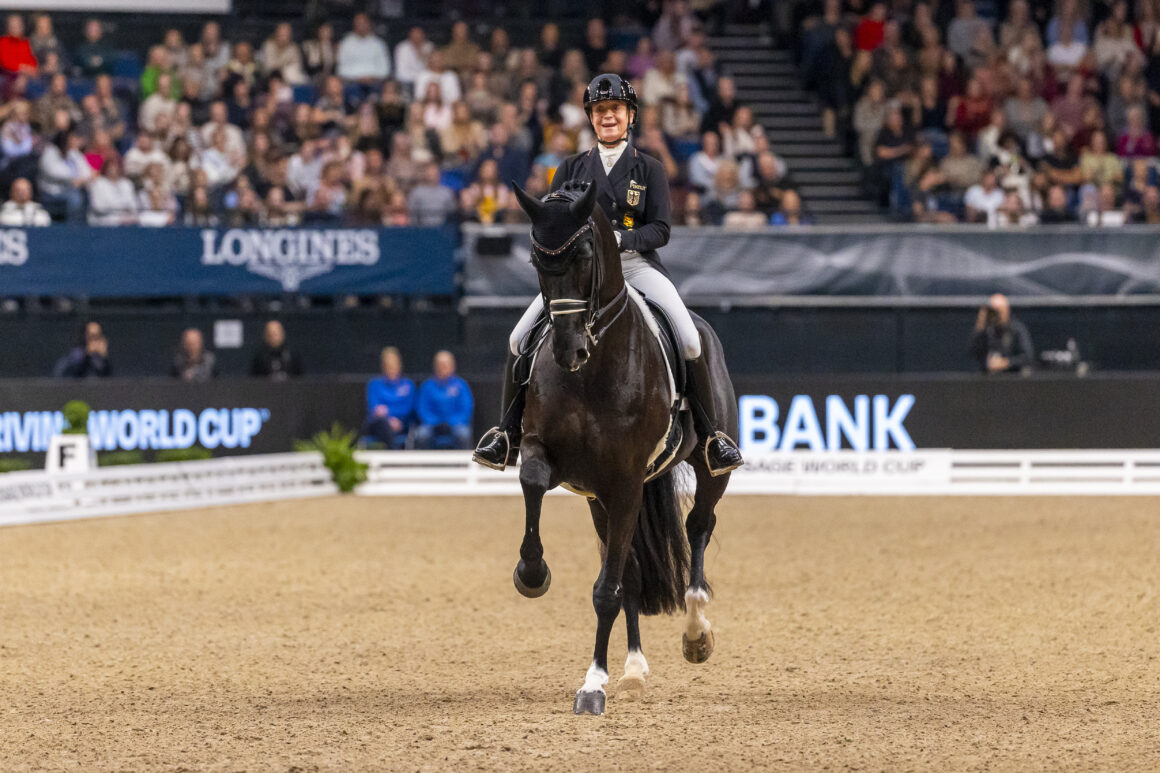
[0,226,456,297]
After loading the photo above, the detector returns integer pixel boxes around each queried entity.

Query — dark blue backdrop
[0,226,457,296]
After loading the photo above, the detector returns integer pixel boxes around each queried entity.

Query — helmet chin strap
[597,135,628,147]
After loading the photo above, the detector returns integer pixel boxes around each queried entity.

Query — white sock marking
[624,649,649,680]
[580,661,609,694]
[685,588,711,639]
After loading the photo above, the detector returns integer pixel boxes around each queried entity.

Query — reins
[531,218,629,349]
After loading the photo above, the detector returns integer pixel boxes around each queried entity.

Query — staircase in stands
[707,25,887,224]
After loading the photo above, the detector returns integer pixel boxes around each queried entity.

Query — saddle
[514,289,687,480]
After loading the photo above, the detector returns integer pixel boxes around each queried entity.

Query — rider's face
[590,100,630,144]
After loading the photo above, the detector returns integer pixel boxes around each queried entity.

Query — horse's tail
[632,467,691,616]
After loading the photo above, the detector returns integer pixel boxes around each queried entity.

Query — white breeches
[509,255,702,360]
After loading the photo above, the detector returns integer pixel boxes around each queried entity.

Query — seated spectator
[306,159,347,220]
[141,45,175,99]
[688,130,724,191]
[964,170,1006,224]
[1106,75,1147,140]
[261,22,306,84]
[184,184,217,225]
[87,157,138,225]
[642,50,685,107]
[443,21,479,77]
[337,13,390,84]
[1116,106,1155,158]
[938,131,984,192]
[970,294,1034,374]
[303,21,336,81]
[582,18,608,74]
[1041,128,1084,188]
[1,100,36,179]
[1051,75,1089,136]
[124,132,169,183]
[412,350,473,450]
[722,190,767,229]
[199,100,246,158]
[440,100,486,165]
[770,190,813,225]
[1003,79,1048,141]
[704,159,746,221]
[394,27,432,96]
[200,126,242,189]
[414,50,462,105]
[473,122,530,191]
[752,150,789,214]
[700,76,738,135]
[853,79,888,166]
[83,128,118,173]
[1039,183,1076,222]
[199,21,230,81]
[873,103,914,204]
[180,43,216,103]
[995,189,1039,226]
[662,81,701,141]
[250,320,302,380]
[1093,2,1141,82]
[1130,184,1160,223]
[29,14,60,66]
[74,18,112,77]
[171,328,216,382]
[949,78,992,139]
[38,130,91,222]
[363,346,415,450]
[947,0,988,61]
[461,158,512,224]
[0,177,48,225]
[225,41,258,89]
[313,74,352,132]
[408,161,457,226]
[1085,182,1127,226]
[34,72,79,134]
[139,73,178,134]
[1046,0,1088,45]
[0,14,37,76]
[162,28,187,71]
[1047,21,1087,78]
[1080,130,1124,187]
[54,321,111,378]
[856,2,888,53]
[420,82,452,132]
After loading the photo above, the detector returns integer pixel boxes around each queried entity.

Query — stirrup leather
[703,431,743,477]
[472,427,515,471]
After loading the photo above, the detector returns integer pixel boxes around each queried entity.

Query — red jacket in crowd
[0,35,36,73]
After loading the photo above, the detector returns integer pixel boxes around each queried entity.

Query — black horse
[507,181,736,715]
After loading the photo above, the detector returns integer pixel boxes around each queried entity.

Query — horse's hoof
[683,629,715,664]
[614,674,646,700]
[513,561,551,598]
[573,689,606,715]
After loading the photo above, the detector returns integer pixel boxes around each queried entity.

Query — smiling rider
[473,74,744,477]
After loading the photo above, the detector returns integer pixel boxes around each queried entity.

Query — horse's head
[515,180,622,373]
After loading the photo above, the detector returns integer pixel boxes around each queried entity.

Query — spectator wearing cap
[87,157,137,225]
[394,27,432,96]
[39,129,91,222]
[261,22,306,85]
[0,177,49,225]
[337,13,390,85]
[0,14,37,76]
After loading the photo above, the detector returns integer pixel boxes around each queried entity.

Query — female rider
[473,73,743,476]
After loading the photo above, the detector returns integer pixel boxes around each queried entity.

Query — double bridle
[530,218,629,349]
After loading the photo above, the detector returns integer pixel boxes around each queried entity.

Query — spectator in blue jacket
[362,346,415,449]
[413,350,473,450]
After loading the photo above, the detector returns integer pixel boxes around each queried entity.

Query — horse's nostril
[576,348,589,362]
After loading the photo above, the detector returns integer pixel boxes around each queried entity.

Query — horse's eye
[575,242,593,260]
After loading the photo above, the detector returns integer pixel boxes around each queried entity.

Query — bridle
[530,217,628,349]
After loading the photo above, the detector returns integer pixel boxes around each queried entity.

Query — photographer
[970,294,1034,374]
[53,321,112,378]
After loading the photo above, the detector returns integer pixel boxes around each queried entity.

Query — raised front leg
[574,487,642,715]
[514,443,552,598]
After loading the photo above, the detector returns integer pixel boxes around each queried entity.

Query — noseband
[530,218,628,349]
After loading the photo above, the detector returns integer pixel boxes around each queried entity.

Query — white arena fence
[0,452,336,527]
[3,449,1160,527]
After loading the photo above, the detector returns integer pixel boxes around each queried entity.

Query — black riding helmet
[583,73,639,117]
[584,74,638,146]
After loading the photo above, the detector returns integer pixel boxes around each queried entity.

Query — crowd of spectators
[796,0,1160,225]
[0,5,798,229]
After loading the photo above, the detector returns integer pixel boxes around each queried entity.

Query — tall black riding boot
[685,357,744,476]
[473,349,526,471]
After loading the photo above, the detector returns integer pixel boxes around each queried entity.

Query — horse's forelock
[532,198,589,253]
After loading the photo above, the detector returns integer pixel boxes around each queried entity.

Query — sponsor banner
[0,226,455,297]
[463,224,1160,298]
[730,451,952,494]
[0,380,365,457]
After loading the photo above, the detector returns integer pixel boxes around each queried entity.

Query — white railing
[356,449,1160,497]
[0,452,336,527]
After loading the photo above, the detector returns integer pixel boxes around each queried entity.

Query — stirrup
[472,427,515,471]
[703,431,743,477]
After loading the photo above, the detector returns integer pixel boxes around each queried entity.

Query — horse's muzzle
[559,346,590,372]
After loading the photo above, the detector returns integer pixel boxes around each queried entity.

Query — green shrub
[0,458,32,474]
[296,422,367,493]
[156,446,214,463]
[61,400,91,435]
[98,450,145,467]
